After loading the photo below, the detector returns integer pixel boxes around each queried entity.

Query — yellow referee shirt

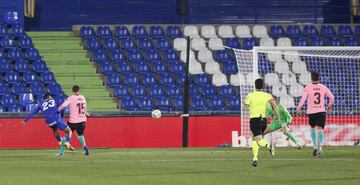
[244,91,273,118]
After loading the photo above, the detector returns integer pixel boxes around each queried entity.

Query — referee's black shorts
[308,112,326,129]
[250,117,267,136]
[68,121,86,135]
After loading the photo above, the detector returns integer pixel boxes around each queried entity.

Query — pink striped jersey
[59,94,88,123]
[297,83,334,114]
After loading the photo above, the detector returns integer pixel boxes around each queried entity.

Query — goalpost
[234,46,360,147]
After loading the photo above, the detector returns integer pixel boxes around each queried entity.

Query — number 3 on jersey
[314,92,321,104]
[42,100,55,111]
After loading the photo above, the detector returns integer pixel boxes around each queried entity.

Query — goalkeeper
[264,96,302,149]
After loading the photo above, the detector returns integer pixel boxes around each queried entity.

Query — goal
[234,46,360,147]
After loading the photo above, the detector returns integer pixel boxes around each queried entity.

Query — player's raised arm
[326,87,335,112]
[57,98,70,111]
[21,104,42,126]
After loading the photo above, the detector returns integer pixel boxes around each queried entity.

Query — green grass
[0,147,359,185]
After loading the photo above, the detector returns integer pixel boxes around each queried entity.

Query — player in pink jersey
[296,72,334,157]
[58,85,90,155]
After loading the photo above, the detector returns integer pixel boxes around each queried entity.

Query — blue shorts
[45,117,68,131]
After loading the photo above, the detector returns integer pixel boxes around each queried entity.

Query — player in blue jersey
[21,94,73,156]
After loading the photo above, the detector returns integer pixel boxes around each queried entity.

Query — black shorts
[308,112,326,128]
[68,122,86,135]
[250,117,267,136]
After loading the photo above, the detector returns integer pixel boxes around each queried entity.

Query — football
[151,109,162,119]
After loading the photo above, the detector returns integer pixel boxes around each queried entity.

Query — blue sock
[55,135,62,142]
[311,128,317,149]
[318,130,324,150]
[78,135,87,148]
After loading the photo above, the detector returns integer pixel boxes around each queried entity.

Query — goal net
[234,46,360,147]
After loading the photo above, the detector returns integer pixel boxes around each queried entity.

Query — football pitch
[0,147,359,185]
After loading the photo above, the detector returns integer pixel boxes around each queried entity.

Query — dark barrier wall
[19,0,351,31]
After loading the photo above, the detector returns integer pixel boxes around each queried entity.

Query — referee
[244,78,283,167]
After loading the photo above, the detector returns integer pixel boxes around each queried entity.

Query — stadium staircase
[28,32,118,112]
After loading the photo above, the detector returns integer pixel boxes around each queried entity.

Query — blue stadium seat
[327,37,342,46]
[30,83,45,97]
[25,103,37,112]
[80,26,96,39]
[19,36,33,49]
[355,25,360,37]
[0,50,5,58]
[0,24,8,37]
[115,26,130,39]
[11,24,25,37]
[224,38,241,49]
[310,37,325,46]
[131,84,147,98]
[128,51,144,62]
[219,85,236,97]
[303,25,318,37]
[193,74,210,86]
[345,37,360,46]
[15,59,30,73]
[243,38,257,50]
[0,83,9,95]
[12,83,27,95]
[137,96,153,111]
[167,26,183,38]
[320,25,336,37]
[202,84,217,97]
[208,96,225,110]
[156,38,171,51]
[189,84,201,98]
[0,58,11,73]
[176,74,186,85]
[25,48,41,60]
[270,25,286,39]
[139,38,154,51]
[132,25,148,39]
[3,11,19,26]
[117,61,133,74]
[106,74,122,87]
[293,37,307,46]
[121,97,138,111]
[152,61,168,74]
[32,60,47,73]
[22,70,38,84]
[1,36,16,49]
[5,70,21,84]
[1,94,16,108]
[8,104,22,112]
[85,38,101,51]
[223,63,238,74]
[146,49,161,62]
[103,38,119,51]
[159,73,175,86]
[19,93,34,107]
[166,84,183,98]
[149,26,165,38]
[287,25,302,38]
[215,50,230,63]
[338,25,353,37]
[141,74,157,87]
[173,97,184,111]
[40,71,56,84]
[54,94,68,105]
[149,84,165,98]
[154,96,171,111]
[114,85,129,98]
[135,61,151,74]
[8,48,22,61]
[124,74,139,86]
[163,49,180,63]
[96,26,112,38]
[110,50,127,63]
[121,38,137,51]
[47,83,63,95]
[93,50,108,63]
[100,62,116,75]
[190,97,208,111]
[169,62,185,74]
[226,97,240,110]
